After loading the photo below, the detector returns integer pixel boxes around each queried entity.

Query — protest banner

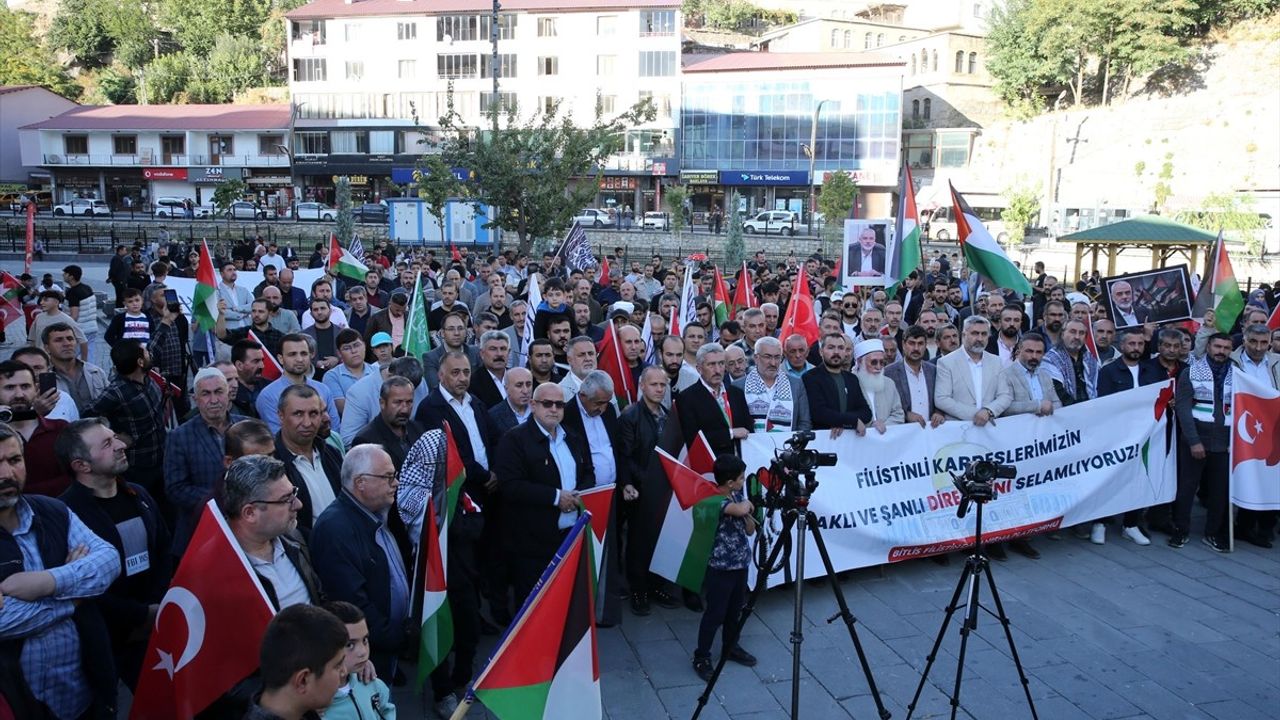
[741,382,1177,586]
[1101,265,1193,329]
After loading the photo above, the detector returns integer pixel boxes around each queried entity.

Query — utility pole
[491,0,501,135]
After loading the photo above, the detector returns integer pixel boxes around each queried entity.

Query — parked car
[641,211,670,230]
[295,202,336,222]
[354,203,389,223]
[154,197,192,218]
[224,201,267,220]
[573,208,615,228]
[53,198,112,217]
[743,210,798,236]
[23,191,53,211]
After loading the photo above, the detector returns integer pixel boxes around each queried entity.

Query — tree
[138,52,191,103]
[436,92,656,255]
[1183,192,1267,256]
[80,65,138,104]
[159,0,273,56]
[48,0,112,69]
[414,153,462,246]
[985,0,1066,115]
[817,171,859,251]
[663,184,689,239]
[107,0,161,71]
[201,33,269,102]
[723,193,746,269]
[0,8,80,98]
[1001,184,1042,245]
[212,178,247,221]
[335,176,353,244]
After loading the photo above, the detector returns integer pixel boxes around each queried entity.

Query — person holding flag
[1229,322,1279,548]
[1172,333,1236,552]
[691,453,757,681]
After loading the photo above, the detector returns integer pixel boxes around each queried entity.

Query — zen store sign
[191,167,244,184]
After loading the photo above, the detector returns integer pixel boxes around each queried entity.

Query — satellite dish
[443,34,453,45]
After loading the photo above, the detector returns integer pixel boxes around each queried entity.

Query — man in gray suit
[422,311,482,391]
[997,333,1061,418]
[885,326,942,428]
[934,316,1010,424]
[732,336,811,433]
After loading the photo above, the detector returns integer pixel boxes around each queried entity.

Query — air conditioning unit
[47,155,62,164]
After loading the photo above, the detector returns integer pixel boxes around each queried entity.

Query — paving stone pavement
[391,510,1279,720]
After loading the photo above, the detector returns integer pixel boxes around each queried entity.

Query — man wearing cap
[365,289,409,350]
[732,336,810,433]
[853,338,904,433]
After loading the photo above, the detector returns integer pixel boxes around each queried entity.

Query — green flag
[403,273,432,358]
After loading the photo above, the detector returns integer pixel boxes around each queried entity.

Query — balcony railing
[43,153,291,168]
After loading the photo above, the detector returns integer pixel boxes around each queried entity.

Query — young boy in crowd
[692,454,758,681]
[245,605,349,720]
[104,288,154,346]
[321,601,397,719]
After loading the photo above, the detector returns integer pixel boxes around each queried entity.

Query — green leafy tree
[436,93,656,254]
[984,0,1064,115]
[213,178,248,222]
[1001,184,1042,245]
[0,9,80,98]
[138,52,191,103]
[1153,152,1175,212]
[201,33,269,102]
[414,153,462,246]
[159,0,273,56]
[81,65,138,104]
[335,176,353,244]
[663,184,688,239]
[106,0,161,71]
[817,171,859,251]
[48,0,112,69]
[1181,192,1267,256]
[723,192,746,269]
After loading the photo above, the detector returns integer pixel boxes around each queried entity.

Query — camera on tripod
[952,459,1016,518]
[761,431,838,507]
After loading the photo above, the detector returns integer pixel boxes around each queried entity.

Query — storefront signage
[823,169,893,186]
[368,155,395,163]
[721,170,809,186]
[599,176,638,191]
[651,162,668,176]
[680,170,719,185]
[334,175,370,185]
[143,168,188,181]
[191,167,244,183]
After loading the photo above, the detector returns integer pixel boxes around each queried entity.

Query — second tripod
[691,500,891,720]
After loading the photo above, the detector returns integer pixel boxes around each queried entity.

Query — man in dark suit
[847,225,886,278]
[674,342,752,457]
[469,330,510,410]
[493,382,595,602]
[884,326,942,428]
[272,383,343,535]
[362,289,408,352]
[352,376,426,471]
[1108,279,1150,328]
[802,332,873,431]
[415,351,496,505]
[422,311,483,392]
[488,367,534,439]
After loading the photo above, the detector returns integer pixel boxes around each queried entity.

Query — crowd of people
[0,239,1276,719]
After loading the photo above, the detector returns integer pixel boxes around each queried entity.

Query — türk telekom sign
[143,168,188,180]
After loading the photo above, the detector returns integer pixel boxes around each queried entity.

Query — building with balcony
[283,0,681,210]
[679,51,904,219]
[19,104,293,212]
[1,85,79,187]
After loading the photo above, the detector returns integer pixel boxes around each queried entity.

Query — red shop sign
[143,168,189,180]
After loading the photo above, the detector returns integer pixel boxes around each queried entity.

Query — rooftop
[21,104,292,132]
[682,50,904,73]
[286,0,679,20]
[1056,216,1219,245]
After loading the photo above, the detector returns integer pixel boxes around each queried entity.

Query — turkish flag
[595,321,636,406]
[130,501,276,719]
[1230,372,1280,511]
[779,269,820,346]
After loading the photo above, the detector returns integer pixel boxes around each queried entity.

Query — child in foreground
[321,601,397,719]
[692,454,758,680]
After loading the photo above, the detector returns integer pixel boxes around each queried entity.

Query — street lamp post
[807,99,831,233]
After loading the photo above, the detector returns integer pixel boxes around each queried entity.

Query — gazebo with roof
[1056,215,1217,279]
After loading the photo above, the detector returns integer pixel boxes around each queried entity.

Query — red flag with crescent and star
[1229,372,1280,511]
[130,500,276,719]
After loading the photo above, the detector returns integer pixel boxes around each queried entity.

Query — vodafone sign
[143,168,188,180]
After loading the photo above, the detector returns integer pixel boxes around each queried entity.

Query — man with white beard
[853,338,903,434]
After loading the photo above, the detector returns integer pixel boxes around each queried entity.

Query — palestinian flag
[192,240,219,332]
[889,164,922,294]
[247,329,283,380]
[712,266,731,326]
[731,262,757,315]
[469,514,601,720]
[0,271,24,329]
[949,183,1032,296]
[650,440,722,592]
[1083,311,1100,361]
[415,422,467,685]
[328,233,369,283]
[1191,231,1245,333]
[1267,302,1279,331]
[402,272,432,358]
[578,485,615,603]
[595,321,635,407]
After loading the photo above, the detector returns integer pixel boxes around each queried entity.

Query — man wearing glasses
[732,336,811,433]
[312,444,412,680]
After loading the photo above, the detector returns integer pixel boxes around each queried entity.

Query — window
[481,54,516,78]
[344,24,360,42]
[209,135,232,159]
[639,90,671,118]
[903,131,934,168]
[436,54,477,78]
[639,10,675,35]
[292,20,325,45]
[481,92,516,113]
[932,50,938,71]
[345,61,364,80]
[597,55,616,76]
[113,135,137,155]
[294,132,330,155]
[331,131,368,154]
[974,3,983,17]
[911,99,919,119]
[920,49,928,70]
[910,55,917,75]
[160,135,185,158]
[597,16,616,36]
[877,33,885,46]
[436,14,516,41]
[537,96,560,114]
[537,17,557,37]
[864,32,873,49]
[369,131,395,154]
[398,59,417,79]
[955,51,965,73]
[397,22,417,40]
[830,29,838,46]
[968,52,978,74]
[843,30,851,48]
[922,98,932,120]
[64,135,88,155]
[259,135,285,155]
[292,58,327,82]
[598,94,617,114]
[938,131,971,168]
[638,51,676,77]
[537,56,558,75]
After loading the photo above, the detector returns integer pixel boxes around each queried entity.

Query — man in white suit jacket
[997,333,1061,417]
[933,316,1010,424]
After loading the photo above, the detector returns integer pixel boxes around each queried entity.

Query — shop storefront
[717,169,811,216]
[245,172,295,218]
[680,170,722,220]
[189,167,244,205]
[53,172,105,203]
[598,176,640,211]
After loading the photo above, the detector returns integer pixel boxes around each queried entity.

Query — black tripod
[691,493,891,720]
[905,488,1039,720]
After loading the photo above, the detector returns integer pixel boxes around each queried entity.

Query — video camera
[952,459,1016,519]
[762,431,837,505]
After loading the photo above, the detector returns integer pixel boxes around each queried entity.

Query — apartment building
[284,0,682,209]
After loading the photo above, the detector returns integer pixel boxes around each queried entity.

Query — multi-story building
[19,104,293,212]
[1,85,79,188]
[680,52,904,219]
[283,0,681,210]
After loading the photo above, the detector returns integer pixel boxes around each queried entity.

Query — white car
[295,202,336,222]
[641,211,670,230]
[152,197,212,218]
[573,208,615,228]
[224,201,267,220]
[743,210,798,236]
[53,199,112,217]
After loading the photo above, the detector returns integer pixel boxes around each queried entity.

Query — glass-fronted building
[680,52,904,219]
